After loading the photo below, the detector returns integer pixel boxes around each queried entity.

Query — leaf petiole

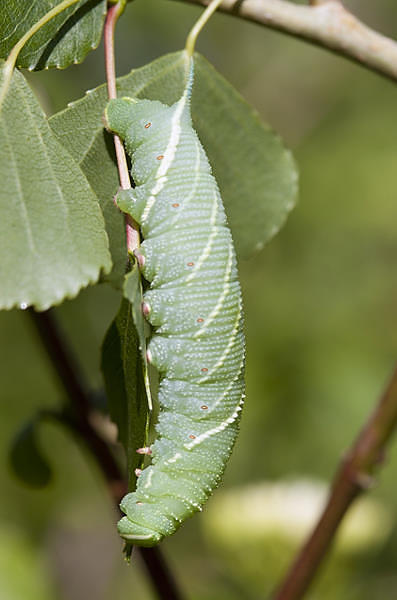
[185,0,224,58]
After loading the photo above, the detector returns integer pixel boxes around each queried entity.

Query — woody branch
[175,0,397,83]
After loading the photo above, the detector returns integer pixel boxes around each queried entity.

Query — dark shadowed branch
[273,364,397,600]
[28,308,184,600]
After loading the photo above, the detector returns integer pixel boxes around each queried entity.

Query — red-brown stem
[104,2,129,187]
[104,1,139,254]
[103,5,185,598]
[273,364,397,600]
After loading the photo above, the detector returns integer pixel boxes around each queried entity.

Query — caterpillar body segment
[104,61,245,547]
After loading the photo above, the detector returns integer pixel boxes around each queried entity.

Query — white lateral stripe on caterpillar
[170,139,201,228]
[141,177,167,225]
[141,94,188,223]
[104,57,245,547]
[199,301,243,381]
[185,192,219,284]
[144,467,154,489]
[157,93,188,178]
[164,452,182,465]
[208,356,245,413]
[193,241,234,337]
[184,393,245,450]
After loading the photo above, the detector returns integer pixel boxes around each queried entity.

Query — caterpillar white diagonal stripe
[185,193,219,284]
[104,58,245,547]
[141,88,189,224]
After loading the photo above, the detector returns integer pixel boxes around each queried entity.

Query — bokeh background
[2,1,397,598]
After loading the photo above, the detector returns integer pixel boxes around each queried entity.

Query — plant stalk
[175,0,397,84]
[273,364,397,600]
[185,0,223,57]
[28,308,184,600]
[28,308,126,502]
[104,4,183,598]
[104,1,139,255]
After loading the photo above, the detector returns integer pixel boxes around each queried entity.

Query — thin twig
[104,1,139,255]
[28,308,126,502]
[28,308,184,600]
[103,6,184,598]
[273,364,397,600]
[174,0,397,83]
[171,0,397,596]
[104,2,130,189]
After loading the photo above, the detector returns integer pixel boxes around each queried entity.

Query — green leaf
[123,263,152,410]
[49,50,297,273]
[0,0,106,71]
[9,419,52,487]
[193,54,298,258]
[50,88,126,289]
[0,63,112,311]
[101,298,148,489]
[123,264,147,359]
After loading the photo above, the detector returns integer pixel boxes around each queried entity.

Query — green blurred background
[2,1,397,598]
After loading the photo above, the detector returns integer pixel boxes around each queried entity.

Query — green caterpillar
[104,56,245,546]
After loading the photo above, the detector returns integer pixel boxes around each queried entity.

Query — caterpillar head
[104,97,173,150]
